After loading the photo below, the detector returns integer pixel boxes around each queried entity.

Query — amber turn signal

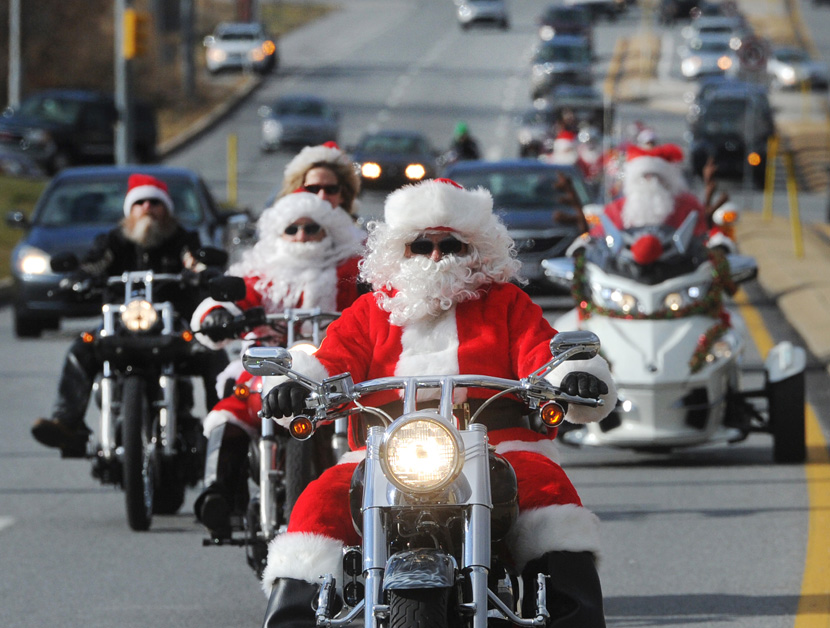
[289,416,315,440]
[540,402,565,427]
[181,330,193,342]
[234,384,250,400]
[81,332,95,343]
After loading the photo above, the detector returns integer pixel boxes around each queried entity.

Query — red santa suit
[191,192,365,437]
[260,178,617,593]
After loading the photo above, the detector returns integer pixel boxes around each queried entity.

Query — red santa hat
[122,173,173,216]
[623,143,686,195]
[283,141,351,183]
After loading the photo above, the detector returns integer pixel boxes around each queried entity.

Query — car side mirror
[209,275,247,302]
[50,251,80,273]
[203,35,215,47]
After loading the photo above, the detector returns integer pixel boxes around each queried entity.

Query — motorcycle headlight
[380,413,463,494]
[404,163,426,181]
[121,299,158,332]
[661,282,710,312]
[15,245,51,275]
[706,338,735,364]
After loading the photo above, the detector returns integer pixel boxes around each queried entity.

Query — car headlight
[121,299,158,332]
[380,413,463,494]
[15,245,52,275]
[681,56,702,77]
[404,163,427,180]
[780,67,796,85]
[207,48,227,63]
[539,26,555,41]
[262,119,283,141]
[361,162,382,179]
[23,128,51,147]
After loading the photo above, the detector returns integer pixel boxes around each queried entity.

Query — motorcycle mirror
[550,330,600,361]
[195,247,229,268]
[50,251,80,273]
[726,253,758,284]
[209,275,247,301]
[673,211,698,255]
[242,346,293,376]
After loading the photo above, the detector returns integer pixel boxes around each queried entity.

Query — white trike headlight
[380,413,463,494]
[121,299,157,332]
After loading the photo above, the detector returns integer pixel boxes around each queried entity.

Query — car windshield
[359,135,425,154]
[691,38,731,53]
[35,177,204,227]
[17,95,82,125]
[449,169,589,210]
[542,7,590,25]
[775,49,807,63]
[274,100,327,117]
[217,26,261,41]
[700,100,761,134]
[535,43,590,64]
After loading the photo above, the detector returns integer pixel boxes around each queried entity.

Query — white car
[455,0,509,30]
[203,22,278,75]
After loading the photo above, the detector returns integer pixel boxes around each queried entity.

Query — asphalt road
[2,1,828,627]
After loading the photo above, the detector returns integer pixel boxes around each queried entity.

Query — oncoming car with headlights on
[5,165,250,338]
[203,22,278,75]
[351,130,439,190]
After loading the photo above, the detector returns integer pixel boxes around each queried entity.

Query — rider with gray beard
[31,174,229,455]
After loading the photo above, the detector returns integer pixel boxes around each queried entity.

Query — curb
[157,74,265,160]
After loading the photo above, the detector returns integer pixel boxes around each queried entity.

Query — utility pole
[115,0,134,165]
[8,0,21,108]
[181,0,195,99]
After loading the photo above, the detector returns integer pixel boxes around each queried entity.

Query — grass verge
[0,175,48,279]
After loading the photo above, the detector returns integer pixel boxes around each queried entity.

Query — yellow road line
[734,289,830,624]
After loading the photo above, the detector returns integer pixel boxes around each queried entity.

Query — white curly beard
[620,175,675,228]
[121,212,177,248]
[378,254,489,326]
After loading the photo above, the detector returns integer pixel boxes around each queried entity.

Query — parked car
[455,0,510,30]
[442,159,594,289]
[352,130,439,189]
[689,84,775,187]
[530,35,593,98]
[678,35,738,80]
[203,22,278,75]
[0,89,157,174]
[536,5,592,48]
[259,94,339,152]
[766,46,830,91]
[5,165,252,338]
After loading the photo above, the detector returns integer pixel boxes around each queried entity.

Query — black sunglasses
[284,222,322,236]
[134,198,164,207]
[303,184,341,195]
[408,237,465,257]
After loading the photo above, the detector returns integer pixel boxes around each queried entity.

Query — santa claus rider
[190,191,365,539]
[259,178,618,627]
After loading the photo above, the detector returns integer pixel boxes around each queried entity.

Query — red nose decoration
[630,234,664,266]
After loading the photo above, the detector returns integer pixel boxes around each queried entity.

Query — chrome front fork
[158,365,177,456]
[259,415,279,539]
[99,361,117,460]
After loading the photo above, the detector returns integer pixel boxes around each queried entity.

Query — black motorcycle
[52,249,227,531]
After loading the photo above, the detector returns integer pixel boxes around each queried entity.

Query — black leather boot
[262,578,319,628]
[194,422,250,539]
[521,551,606,628]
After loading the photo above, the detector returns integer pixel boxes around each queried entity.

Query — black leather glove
[261,381,309,418]
[560,371,609,399]
[201,307,234,341]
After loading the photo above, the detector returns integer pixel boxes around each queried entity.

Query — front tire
[769,372,806,463]
[389,588,450,628]
[122,376,155,530]
[282,437,315,521]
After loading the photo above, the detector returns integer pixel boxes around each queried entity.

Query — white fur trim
[190,298,243,350]
[706,231,737,254]
[123,184,173,216]
[384,179,502,242]
[338,449,366,465]
[261,532,345,594]
[506,504,602,572]
[395,309,462,402]
[545,354,617,424]
[283,145,349,183]
[494,438,560,464]
[202,408,258,439]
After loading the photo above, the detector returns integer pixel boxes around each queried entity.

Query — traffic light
[124,8,151,59]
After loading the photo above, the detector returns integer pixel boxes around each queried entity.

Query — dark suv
[689,83,774,188]
[0,89,157,174]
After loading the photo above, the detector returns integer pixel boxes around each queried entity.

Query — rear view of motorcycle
[543,212,807,463]
[53,250,228,530]
[197,275,344,577]
[243,330,606,628]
